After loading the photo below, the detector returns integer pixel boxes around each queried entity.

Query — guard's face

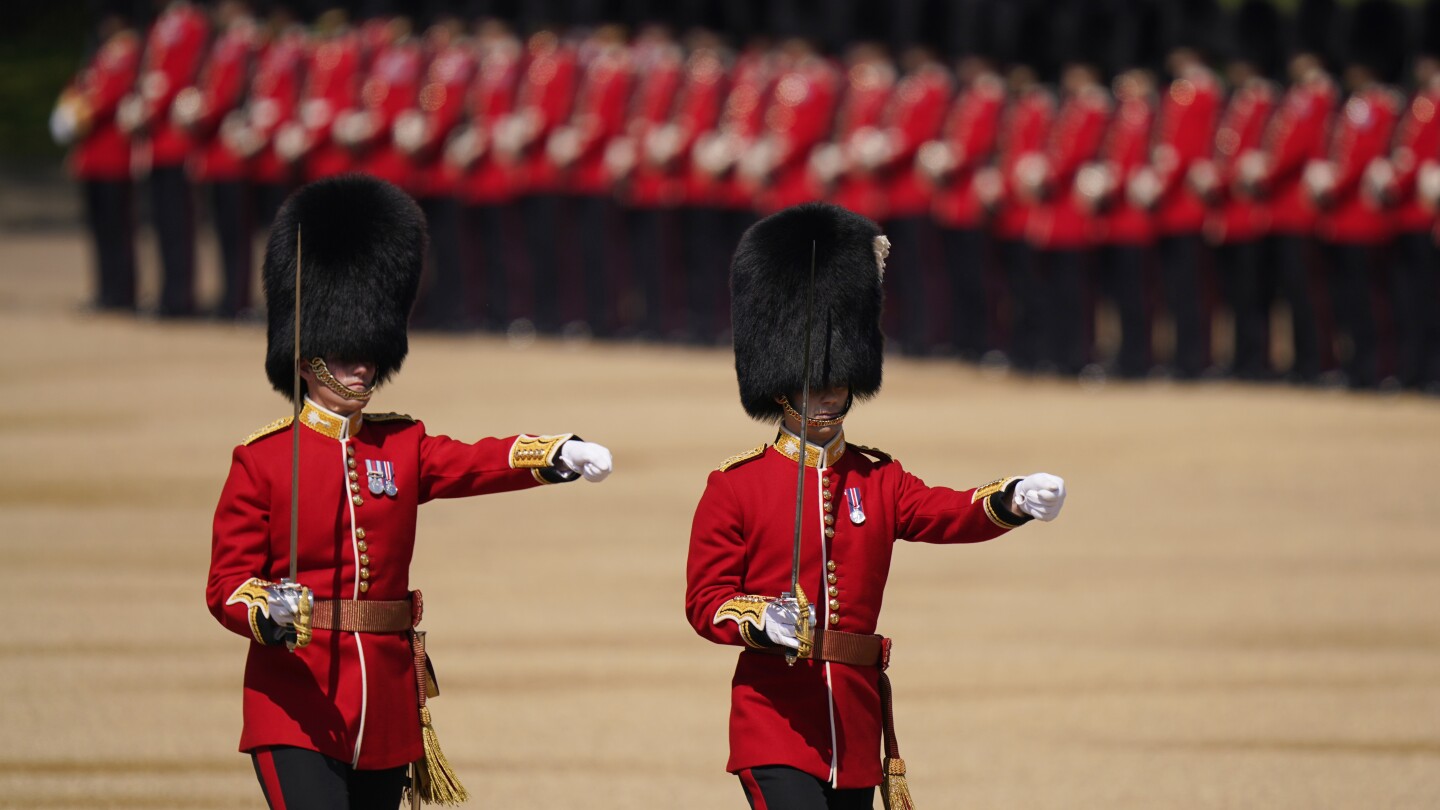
[778,385,851,444]
[300,356,377,415]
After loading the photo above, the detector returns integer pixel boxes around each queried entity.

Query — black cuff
[254,612,296,647]
[538,437,585,484]
[987,480,1034,528]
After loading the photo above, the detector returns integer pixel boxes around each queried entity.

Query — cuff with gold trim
[972,476,1033,530]
[714,594,781,650]
[225,577,310,647]
[510,433,579,484]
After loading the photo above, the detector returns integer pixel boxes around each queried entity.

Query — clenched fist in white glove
[558,440,613,483]
[1011,473,1066,522]
[762,598,816,650]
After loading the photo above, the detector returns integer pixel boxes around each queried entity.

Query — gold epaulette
[850,444,893,465]
[243,416,293,446]
[364,412,415,423]
[717,444,767,472]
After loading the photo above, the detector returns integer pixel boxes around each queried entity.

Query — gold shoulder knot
[364,412,416,423]
[850,444,893,464]
[243,416,293,446]
[717,444,767,472]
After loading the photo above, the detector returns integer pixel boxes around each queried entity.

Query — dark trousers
[999,237,1042,371]
[415,196,466,329]
[681,205,727,343]
[1392,231,1440,388]
[1035,247,1088,375]
[1328,242,1381,388]
[1214,239,1269,378]
[521,193,564,333]
[1158,233,1206,378]
[149,164,197,316]
[461,202,513,330]
[738,766,875,810]
[251,746,408,810]
[1093,243,1150,378]
[210,180,254,317]
[885,215,937,355]
[82,178,137,310]
[577,194,622,336]
[1270,233,1322,381]
[254,181,291,231]
[941,226,987,360]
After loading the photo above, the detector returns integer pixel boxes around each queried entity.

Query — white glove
[762,598,816,650]
[264,581,311,627]
[558,440,613,483]
[1011,473,1066,522]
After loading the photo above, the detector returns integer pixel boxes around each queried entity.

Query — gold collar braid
[310,357,376,401]
[774,428,846,468]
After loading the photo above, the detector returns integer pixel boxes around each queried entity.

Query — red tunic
[402,42,477,199]
[186,20,261,183]
[658,47,728,208]
[506,35,579,196]
[1089,89,1155,246]
[686,49,774,210]
[928,73,1004,230]
[553,43,632,196]
[992,88,1054,241]
[1150,68,1220,236]
[1026,85,1110,250]
[868,63,951,220]
[1318,86,1401,245]
[245,28,307,186]
[207,402,574,770]
[1389,84,1440,234]
[295,31,363,181]
[753,56,840,214]
[620,41,686,208]
[136,2,210,169]
[349,38,425,189]
[66,30,141,181]
[1255,77,1335,236]
[1204,79,1276,244]
[825,59,898,218]
[686,433,1025,788]
[454,36,523,206]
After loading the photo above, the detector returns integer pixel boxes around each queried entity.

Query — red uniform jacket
[619,41,686,208]
[657,47,728,208]
[552,43,632,196]
[1089,89,1155,246]
[207,401,577,770]
[506,34,579,196]
[685,431,1028,788]
[1384,83,1440,234]
[1027,84,1110,250]
[349,38,425,189]
[455,36,523,206]
[66,30,141,181]
[245,27,307,186]
[1150,68,1220,236]
[1317,86,1401,245]
[824,59,898,218]
[402,42,477,199]
[753,56,840,214]
[1204,79,1276,244]
[296,31,363,181]
[687,49,774,210]
[186,20,260,183]
[1254,77,1335,236]
[867,63,951,220]
[928,73,1004,230]
[993,87,1054,241]
[136,2,210,169]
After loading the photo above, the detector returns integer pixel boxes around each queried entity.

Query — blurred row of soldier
[54,0,1440,392]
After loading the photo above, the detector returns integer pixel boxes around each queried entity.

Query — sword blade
[288,225,302,585]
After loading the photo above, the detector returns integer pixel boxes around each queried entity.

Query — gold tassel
[407,706,469,806]
[882,757,915,810]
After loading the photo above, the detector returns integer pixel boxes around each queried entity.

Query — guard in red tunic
[122,0,209,317]
[52,14,141,311]
[739,37,840,215]
[207,176,614,809]
[176,1,261,319]
[686,202,1066,809]
[1363,7,1440,391]
[234,9,307,229]
[1303,0,1404,390]
[1082,67,1157,380]
[920,56,1003,361]
[274,11,363,183]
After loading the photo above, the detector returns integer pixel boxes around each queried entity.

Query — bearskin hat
[263,175,427,400]
[1347,0,1406,84]
[730,202,886,422]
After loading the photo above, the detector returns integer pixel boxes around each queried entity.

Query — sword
[287,224,302,588]
[783,240,817,665]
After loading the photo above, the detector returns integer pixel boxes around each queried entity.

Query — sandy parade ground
[1,230,1437,809]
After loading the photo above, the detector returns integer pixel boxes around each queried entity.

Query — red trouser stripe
[739,768,769,810]
[255,748,288,810]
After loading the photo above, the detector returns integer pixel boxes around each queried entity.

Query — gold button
[350,482,360,493]
[824,527,835,538]
[828,586,838,597]
[348,458,357,469]
[824,514,835,526]
[826,560,836,572]
[822,477,831,487]
[827,573,837,584]
[356,528,366,540]
[349,471,358,481]
[829,599,839,611]
[828,614,838,625]
[357,540,368,552]
[346,446,355,456]
[823,490,833,500]
[359,581,370,593]
[360,554,370,566]
[352,495,364,506]
[360,567,370,579]
[824,502,834,513]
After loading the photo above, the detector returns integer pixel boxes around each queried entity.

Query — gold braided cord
[309,357,376,401]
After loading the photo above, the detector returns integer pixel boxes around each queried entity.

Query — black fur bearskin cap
[730,202,887,422]
[263,175,427,400]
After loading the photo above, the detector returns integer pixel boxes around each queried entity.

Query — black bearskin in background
[263,174,427,400]
[730,202,886,422]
